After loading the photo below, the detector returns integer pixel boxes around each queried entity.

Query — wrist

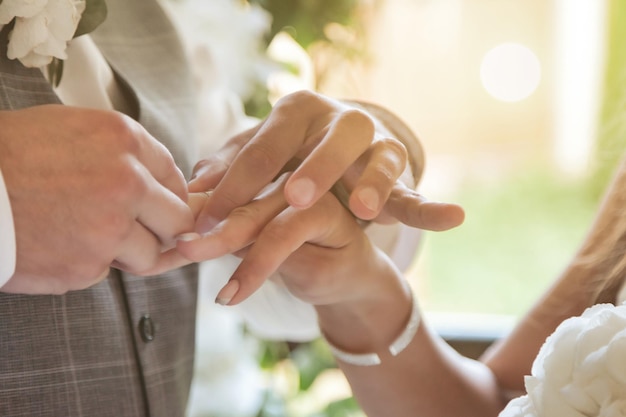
[315,262,417,365]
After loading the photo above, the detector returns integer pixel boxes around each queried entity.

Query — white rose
[498,395,537,417]
[0,0,86,68]
[500,304,626,417]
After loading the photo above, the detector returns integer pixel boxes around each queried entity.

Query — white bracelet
[325,294,420,366]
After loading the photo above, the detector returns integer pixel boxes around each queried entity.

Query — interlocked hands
[0,92,463,297]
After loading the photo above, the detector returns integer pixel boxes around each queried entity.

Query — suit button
[139,314,155,342]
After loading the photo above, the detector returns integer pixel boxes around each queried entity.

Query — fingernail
[176,232,202,242]
[358,187,380,212]
[215,280,239,305]
[289,177,316,207]
[189,162,213,184]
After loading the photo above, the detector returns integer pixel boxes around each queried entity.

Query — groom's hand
[0,105,194,294]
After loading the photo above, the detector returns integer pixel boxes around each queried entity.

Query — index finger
[127,118,189,203]
[195,114,308,232]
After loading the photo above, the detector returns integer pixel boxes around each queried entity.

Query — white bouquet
[500,303,626,417]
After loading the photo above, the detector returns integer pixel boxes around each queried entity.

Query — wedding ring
[330,181,371,228]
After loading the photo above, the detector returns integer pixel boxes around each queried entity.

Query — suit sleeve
[0,166,16,287]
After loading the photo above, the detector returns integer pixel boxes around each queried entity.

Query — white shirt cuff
[0,166,16,287]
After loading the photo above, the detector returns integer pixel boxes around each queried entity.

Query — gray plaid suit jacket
[0,1,201,416]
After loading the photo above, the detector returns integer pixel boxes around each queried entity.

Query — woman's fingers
[215,193,359,306]
[188,125,262,194]
[177,174,291,262]
[380,183,466,231]
[283,108,375,209]
[190,92,382,232]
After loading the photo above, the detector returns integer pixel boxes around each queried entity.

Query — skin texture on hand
[175,171,465,307]
[0,105,194,294]
[71,89,465,288]
[177,173,381,306]
[187,90,465,234]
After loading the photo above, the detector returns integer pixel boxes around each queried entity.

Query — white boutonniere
[0,0,107,85]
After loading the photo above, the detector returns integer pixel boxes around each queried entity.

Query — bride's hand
[178,173,385,306]
[188,90,464,233]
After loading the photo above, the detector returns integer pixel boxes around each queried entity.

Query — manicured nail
[215,280,240,305]
[289,177,316,207]
[358,187,380,212]
[176,232,202,242]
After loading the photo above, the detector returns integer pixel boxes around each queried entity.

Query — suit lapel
[0,24,61,109]
[90,0,198,178]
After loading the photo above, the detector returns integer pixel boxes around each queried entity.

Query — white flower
[498,395,537,417]
[500,304,626,417]
[0,0,86,68]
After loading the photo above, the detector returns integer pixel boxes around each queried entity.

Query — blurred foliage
[248,0,362,49]
[253,339,363,417]
[244,0,373,118]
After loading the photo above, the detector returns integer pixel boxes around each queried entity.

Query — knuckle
[104,113,142,152]
[339,109,375,137]
[259,223,292,247]
[229,205,262,226]
[367,160,397,186]
[279,89,318,107]
[378,137,408,160]
[274,90,329,118]
[374,138,408,174]
[113,162,149,200]
[242,142,280,174]
[210,187,247,217]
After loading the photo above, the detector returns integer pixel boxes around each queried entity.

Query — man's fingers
[135,168,195,247]
[194,116,307,231]
[382,185,465,231]
[126,118,189,202]
[111,222,162,273]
